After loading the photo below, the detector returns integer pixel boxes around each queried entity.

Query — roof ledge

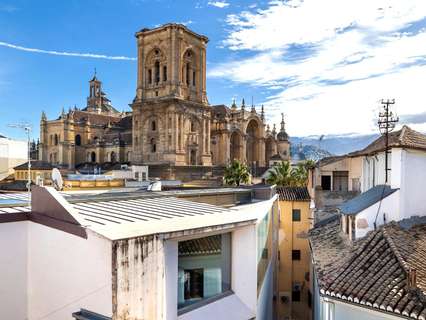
[31,186,87,238]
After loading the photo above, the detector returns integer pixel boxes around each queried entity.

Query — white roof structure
[29,186,276,241]
[71,196,275,240]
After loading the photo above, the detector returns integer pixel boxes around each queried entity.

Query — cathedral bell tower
[133,23,208,104]
[277,113,290,160]
[131,23,212,168]
[86,72,102,113]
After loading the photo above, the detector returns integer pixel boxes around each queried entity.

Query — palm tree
[224,160,250,186]
[266,161,292,186]
[291,162,308,187]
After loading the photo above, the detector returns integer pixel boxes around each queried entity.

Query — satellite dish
[147,180,161,192]
[51,168,63,191]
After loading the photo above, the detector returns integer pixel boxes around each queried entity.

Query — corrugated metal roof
[72,195,277,240]
[276,187,310,201]
[72,197,232,226]
[339,185,398,215]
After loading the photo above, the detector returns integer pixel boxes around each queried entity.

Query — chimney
[408,268,417,288]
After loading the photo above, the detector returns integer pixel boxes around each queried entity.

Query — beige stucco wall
[278,199,312,320]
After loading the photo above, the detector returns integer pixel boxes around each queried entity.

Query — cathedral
[39,23,290,178]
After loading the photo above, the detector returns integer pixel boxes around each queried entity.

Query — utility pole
[8,123,32,204]
[377,99,399,183]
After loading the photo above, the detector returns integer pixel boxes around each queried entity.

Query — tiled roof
[310,216,426,319]
[276,187,310,201]
[72,110,123,126]
[14,160,54,170]
[350,125,426,156]
[316,155,346,167]
[339,185,398,215]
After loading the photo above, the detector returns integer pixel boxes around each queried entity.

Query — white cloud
[0,41,136,61]
[178,20,194,26]
[208,1,230,9]
[209,0,426,136]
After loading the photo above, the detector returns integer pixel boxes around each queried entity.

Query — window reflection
[178,233,231,309]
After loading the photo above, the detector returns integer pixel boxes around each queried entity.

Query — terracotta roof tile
[310,216,426,318]
[276,187,311,201]
[350,126,426,157]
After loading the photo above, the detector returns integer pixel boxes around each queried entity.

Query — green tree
[291,162,308,187]
[266,161,293,186]
[224,160,250,186]
[267,160,315,187]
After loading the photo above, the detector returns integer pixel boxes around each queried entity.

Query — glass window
[292,209,301,221]
[257,208,272,293]
[178,233,231,310]
[292,250,301,260]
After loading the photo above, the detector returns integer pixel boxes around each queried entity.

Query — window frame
[177,233,233,315]
[292,209,301,222]
[292,249,301,261]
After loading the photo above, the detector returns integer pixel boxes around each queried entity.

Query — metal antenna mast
[8,123,32,204]
[377,99,399,183]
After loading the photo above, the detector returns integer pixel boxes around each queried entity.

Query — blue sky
[1,0,426,141]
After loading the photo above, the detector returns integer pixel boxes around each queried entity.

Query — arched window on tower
[150,138,156,153]
[148,69,152,84]
[75,134,81,146]
[186,63,190,85]
[190,121,195,132]
[154,61,160,84]
[151,120,156,131]
[54,134,59,146]
[163,65,167,82]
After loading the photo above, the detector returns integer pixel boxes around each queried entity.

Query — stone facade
[39,76,132,169]
[39,23,290,173]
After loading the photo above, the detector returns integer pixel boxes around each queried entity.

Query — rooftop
[310,215,426,319]
[338,185,398,215]
[4,186,275,241]
[276,187,311,202]
[14,160,54,171]
[350,125,426,157]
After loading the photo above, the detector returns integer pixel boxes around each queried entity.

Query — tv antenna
[8,123,32,204]
[377,99,399,183]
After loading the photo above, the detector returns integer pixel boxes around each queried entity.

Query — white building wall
[0,137,27,180]
[28,224,112,320]
[361,152,388,192]
[0,221,28,320]
[355,190,400,239]
[332,298,402,320]
[166,225,258,320]
[399,149,426,218]
[232,224,257,313]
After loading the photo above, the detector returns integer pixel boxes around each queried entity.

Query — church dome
[277,130,289,141]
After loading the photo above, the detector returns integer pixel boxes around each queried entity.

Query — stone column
[202,118,206,154]
[207,119,211,154]
[180,115,184,151]
[137,36,145,100]
[242,137,247,163]
[175,113,179,152]
[165,112,169,151]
